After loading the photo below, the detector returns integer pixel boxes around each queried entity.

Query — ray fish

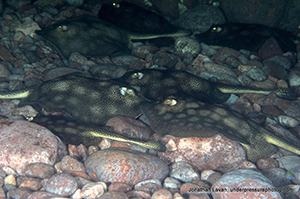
[141,97,300,162]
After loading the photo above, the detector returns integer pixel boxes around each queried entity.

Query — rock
[8,187,32,199]
[211,169,282,199]
[256,158,279,170]
[15,22,41,37]
[220,0,286,27]
[263,55,293,70]
[134,179,162,193]
[163,177,181,189]
[81,182,107,198]
[261,168,292,187]
[0,63,12,77]
[85,148,168,185]
[288,70,300,87]
[201,62,237,77]
[200,170,222,185]
[27,191,60,198]
[0,120,67,175]
[108,182,131,192]
[246,68,267,81]
[200,43,218,57]
[277,155,300,184]
[126,190,152,199]
[18,176,42,191]
[152,51,179,69]
[54,155,85,173]
[0,45,17,62]
[23,163,55,179]
[151,188,173,199]
[175,37,201,56]
[169,161,200,182]
[259,37,284,60]
[99,190,129,199]
[174,5,226,32]
[277,115,300,128]
[157,135,246,173]
[45,173,78,196]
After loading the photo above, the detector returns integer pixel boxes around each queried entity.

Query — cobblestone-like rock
[0,120,67,175]
[169,161,200,182]
[45,173,78,196]
[85,148,168,185]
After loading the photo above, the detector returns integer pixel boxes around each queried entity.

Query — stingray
[35,15,190,58]
[194,23,299,52]
[141,97,300,162]
[98,1,179,47]
[0,73,165,151]
[116,69,295,103]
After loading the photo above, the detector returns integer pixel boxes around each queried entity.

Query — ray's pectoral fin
[33,116,166,152]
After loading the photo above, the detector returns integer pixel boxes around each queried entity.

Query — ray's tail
[215,83,296,100]
[0,87,34,99]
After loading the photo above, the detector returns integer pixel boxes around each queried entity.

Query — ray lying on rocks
[0,73,145,126]
[116,69,296,103]
[36,15,190,57]
[141,97,300,162]
[0,73,165,151]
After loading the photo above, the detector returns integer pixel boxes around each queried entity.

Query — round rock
[45,173,78,196]
[0,120,67,175]
[85,148,168,185]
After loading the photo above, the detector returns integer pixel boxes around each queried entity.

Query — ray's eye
[58,25,68,32]
[112,2,120,8]
[164,99,177,106]
[120,87,135,96]
[212,26,222,33]
[120,87,127,96]
[131,72,144,80]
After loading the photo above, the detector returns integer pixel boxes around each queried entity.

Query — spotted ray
[0,73,166,151]
[141,97,300,162]
[116,69,295,103]
[36,15,190,58]
[0,73,144,126]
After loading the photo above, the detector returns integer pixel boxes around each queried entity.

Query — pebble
[45,173,78,196]
[246,68,267,81]
[23,163,55,179]
[256,158,279,170]
[151,188,173,199]
[54,155,85,173]
[80,182,107,198]
[99,190,129,199]
[169,161,200,182]
[85,148,168,185]
[8,187,32,199]
[18,176,42,191]
[211,169,283,199]
[175,37,201,56]
[163,177,181,189]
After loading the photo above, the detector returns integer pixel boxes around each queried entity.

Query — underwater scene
[0,0,299,198]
